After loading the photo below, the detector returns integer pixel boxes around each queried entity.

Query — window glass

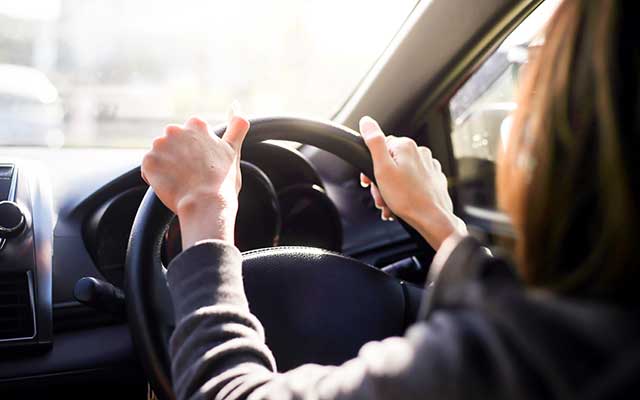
[449,0,560,210]
[0,0,417,147]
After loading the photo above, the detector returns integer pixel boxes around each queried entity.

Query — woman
[141,0,640,398]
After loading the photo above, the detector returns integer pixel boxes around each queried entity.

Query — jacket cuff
[419,235,518,319]
[166,240,247,322]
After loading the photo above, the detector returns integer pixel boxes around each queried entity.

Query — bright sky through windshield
[0,0,417,147]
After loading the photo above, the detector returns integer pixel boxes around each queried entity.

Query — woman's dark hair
[497,0,640,304]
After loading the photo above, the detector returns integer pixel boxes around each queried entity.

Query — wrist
[406,208,466,250]
[177,193,237,249]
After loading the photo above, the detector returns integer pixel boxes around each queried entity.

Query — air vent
[0,271,36,341]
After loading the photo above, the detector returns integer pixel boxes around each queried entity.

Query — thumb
[359,116,393,171]
[222,101,250,151]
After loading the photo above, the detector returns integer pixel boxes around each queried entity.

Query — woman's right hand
[359,116,466,250]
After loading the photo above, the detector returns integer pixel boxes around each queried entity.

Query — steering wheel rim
[125,117,430,399]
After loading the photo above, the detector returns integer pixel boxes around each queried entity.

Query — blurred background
[0,0,416,147]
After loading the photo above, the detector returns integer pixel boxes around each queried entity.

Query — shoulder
[417,236,640,398]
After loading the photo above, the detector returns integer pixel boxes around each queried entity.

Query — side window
[449,1,559,211]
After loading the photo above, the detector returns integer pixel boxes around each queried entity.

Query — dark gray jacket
[166,236,640,400]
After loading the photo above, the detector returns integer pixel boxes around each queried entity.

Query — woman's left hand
[141,107,250,249]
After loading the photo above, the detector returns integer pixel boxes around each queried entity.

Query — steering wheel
[125,117,430,400]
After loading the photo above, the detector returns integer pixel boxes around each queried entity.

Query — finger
[381,207,393,221]
[223,116,250,152]
[164,124,183,137]
[418,146,432,159]
[141,169,149,185]
[359,116,394,170]
[141,152,159,184]
[432,158,441,171]
[370,184,387,210]
[388,137,417,154]
[152,135,167,149]
[360,173,371,188]
[222,102,251,151]
[418,147,433,168]
[184,116,208,134]
[386,138,419,168]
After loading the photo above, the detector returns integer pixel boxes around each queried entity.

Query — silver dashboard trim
[26,161,55,345]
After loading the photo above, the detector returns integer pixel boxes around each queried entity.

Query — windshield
[0,0,417,148]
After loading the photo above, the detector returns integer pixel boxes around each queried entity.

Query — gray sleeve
[166,240,473,400]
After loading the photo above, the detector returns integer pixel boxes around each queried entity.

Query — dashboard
[81,142,342,289]
[0,142,415,396]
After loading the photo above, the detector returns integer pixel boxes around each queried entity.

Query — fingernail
[360,180,369,188]
[359,116,379,139]
[227,100,242,123]
[388,216,395,221]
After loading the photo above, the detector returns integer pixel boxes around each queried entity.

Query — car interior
[0,0,557,398]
